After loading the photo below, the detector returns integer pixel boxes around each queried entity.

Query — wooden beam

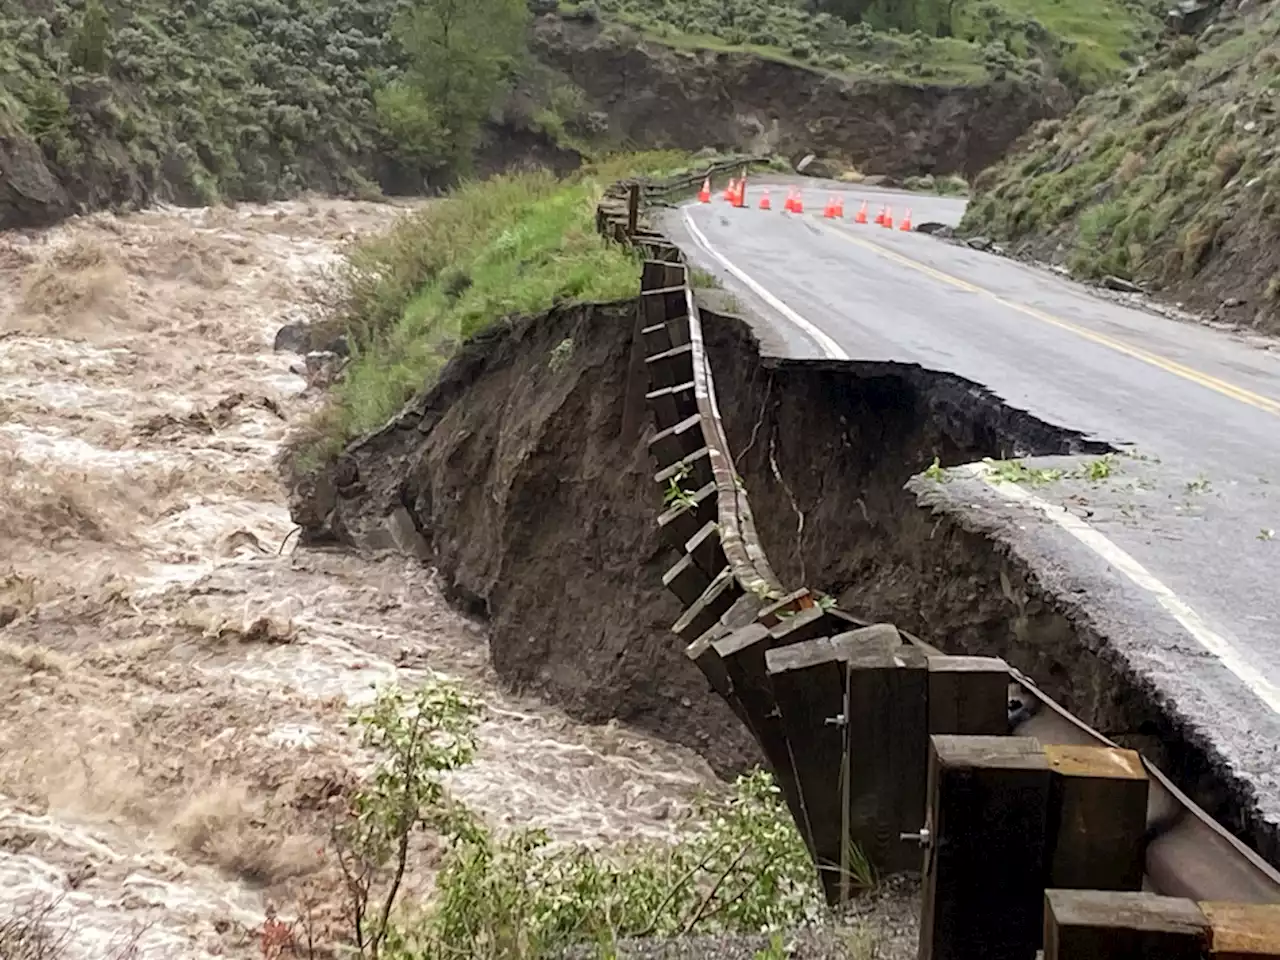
[713,621,809,853]
[1044,744,1149,892]
[1201,901,1280,958]
[1043,890,1207,960]
[765,635,846,903]
[927,655,1010,735]
[920,736,1053,960]
[843,645,929,880]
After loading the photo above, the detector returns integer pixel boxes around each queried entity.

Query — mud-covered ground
[0,201,722,957]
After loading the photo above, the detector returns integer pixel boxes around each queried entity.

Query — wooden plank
[685,520,727,578]
[640,260,685,291]
[920,735,1053,960]
[844,645,929,879]
[765,636,846,903]
[645,342,694,390]
[672,566,741,642]
[661,553,710,607]
[927,655,1010,735]
[654,446,713,492]
[626,182,639,235]
[1201,902,1280,958]
[756,588,814,627]
[713,623,808,853]
[646,380,697,428]
[1044,744,1149,892]
[657,481,716,551]
[1044,890,1207,960]
[649,413,703,469]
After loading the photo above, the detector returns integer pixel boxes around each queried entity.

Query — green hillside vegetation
[0,0,575,213]
[961,3,1280,331]
[571,0,1164,91]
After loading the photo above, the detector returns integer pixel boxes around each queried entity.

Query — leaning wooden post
[626,181,640,237]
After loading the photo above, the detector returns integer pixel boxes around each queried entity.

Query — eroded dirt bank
[0,203,719,956]
[293,300,758,777]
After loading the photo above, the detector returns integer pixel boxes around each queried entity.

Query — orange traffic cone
[723,178,736,202]
[833,194,845,218]
[883,206,894,229]
[698,178,711,204]
[899,209,912,231]
[792,190,804,214]
[854,201,868,224]
[783,187,796,213]
[735,177,747,208]
[822,194,836,218]
[759,189,771,210]
[874,205,886,226]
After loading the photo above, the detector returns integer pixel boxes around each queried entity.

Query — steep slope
[961,0,1280,333]
[532,14,1066,178]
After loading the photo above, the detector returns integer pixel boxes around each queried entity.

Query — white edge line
[680,207,850,361]
[957,463,1280,715]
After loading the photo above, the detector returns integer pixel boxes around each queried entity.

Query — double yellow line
[820,222,1280,418]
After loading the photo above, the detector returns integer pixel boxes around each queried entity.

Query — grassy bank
[302,151,715,465]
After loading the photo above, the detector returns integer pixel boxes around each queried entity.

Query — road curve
[662,178,1280,855]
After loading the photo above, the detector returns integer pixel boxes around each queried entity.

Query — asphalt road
[662,178,1280,847]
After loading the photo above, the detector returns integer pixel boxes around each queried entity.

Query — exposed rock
[915,222,954,237]
[1102,275,1143,293]
[966,236,994,251]
[273,321,313,354]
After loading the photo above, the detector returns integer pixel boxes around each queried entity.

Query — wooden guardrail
[596,162,1280,957]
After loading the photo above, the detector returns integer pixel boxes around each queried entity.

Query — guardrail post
[921,737,1155,960]
[626,182,640,237]
[1044,744,1149,892]
[844,644,930,880]
[1043,890,1207,959]
[920,736,1053,960]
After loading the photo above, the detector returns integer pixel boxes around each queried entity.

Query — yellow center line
[817,219,1280,418]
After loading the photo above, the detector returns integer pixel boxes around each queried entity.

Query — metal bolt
[900,827,932,847]
[824,713,846,727]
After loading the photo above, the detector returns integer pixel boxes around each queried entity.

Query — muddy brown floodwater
[0,199,719,958]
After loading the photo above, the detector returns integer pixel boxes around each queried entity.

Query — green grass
[303,151,704,463]
[569,0,1163,91]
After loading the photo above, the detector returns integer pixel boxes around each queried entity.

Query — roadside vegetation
[563,0,1163,91]
[278,677,826,959]
[961,2,1280,333]
[300,150,721,465]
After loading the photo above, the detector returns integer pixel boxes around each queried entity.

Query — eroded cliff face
[291,300,760,776]
[531,15,1071,179]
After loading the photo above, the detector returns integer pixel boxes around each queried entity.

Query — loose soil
[0,200,719,957]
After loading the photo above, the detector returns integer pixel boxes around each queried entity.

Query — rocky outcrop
[531,15,1071,179]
